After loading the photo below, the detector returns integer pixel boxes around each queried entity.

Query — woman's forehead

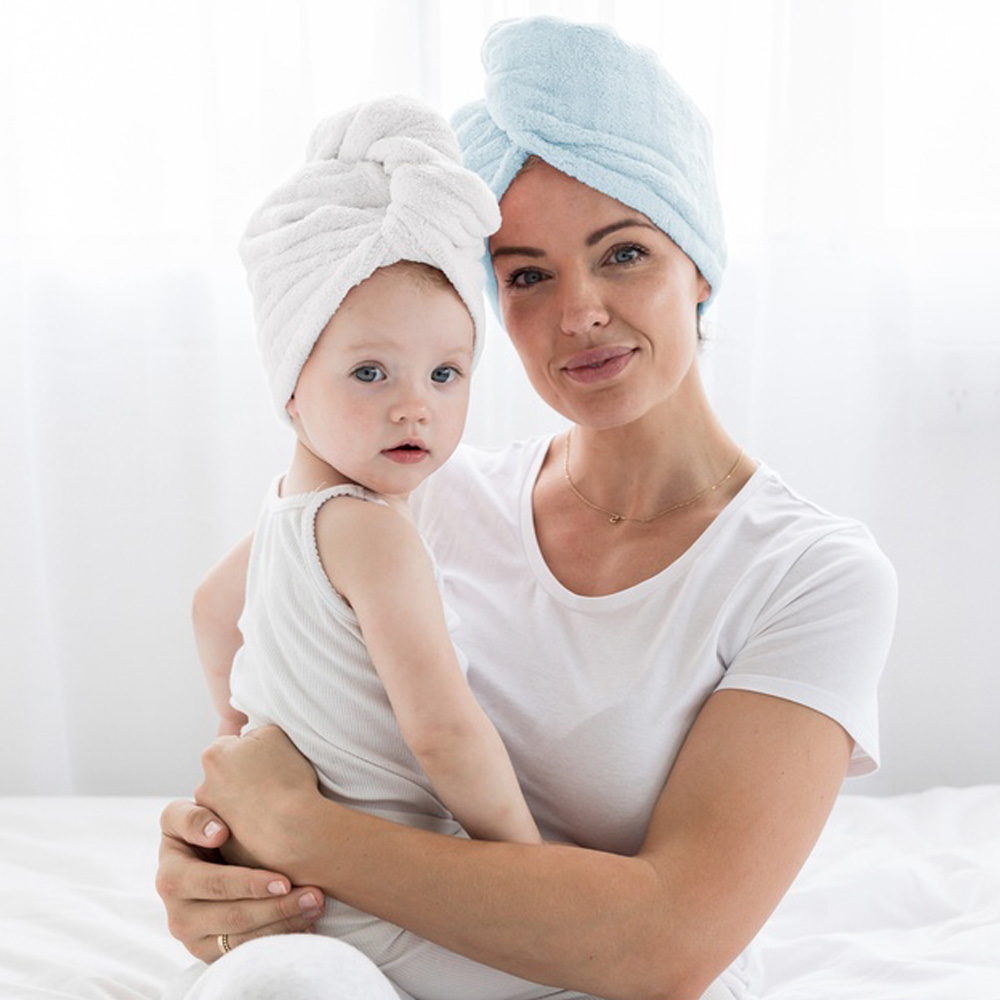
[494,163,659,245]
[500,159,616,207]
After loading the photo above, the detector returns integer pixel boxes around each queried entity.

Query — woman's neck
[562,394,742,523]
[532,411,755,597]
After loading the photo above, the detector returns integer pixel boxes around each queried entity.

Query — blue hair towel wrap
[452,15,726,316]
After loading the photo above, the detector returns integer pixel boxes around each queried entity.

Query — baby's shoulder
[313,490,418,548]
[313,495,431,601]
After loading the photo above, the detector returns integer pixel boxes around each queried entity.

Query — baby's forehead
[331,330,420,353]
[322,311,474,359]
[313,264,476,356]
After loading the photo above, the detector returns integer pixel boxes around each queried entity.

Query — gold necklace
[563,431,744,525]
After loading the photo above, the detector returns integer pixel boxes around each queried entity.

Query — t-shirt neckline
[518,435,771,608]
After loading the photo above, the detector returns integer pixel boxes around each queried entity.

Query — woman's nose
[556,272,610,335]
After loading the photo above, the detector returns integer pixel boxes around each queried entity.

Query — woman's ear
[286,394,298,421]
[697,275,711,304]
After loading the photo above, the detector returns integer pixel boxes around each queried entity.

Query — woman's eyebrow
[585,218,659,246]
[491,218,658,260]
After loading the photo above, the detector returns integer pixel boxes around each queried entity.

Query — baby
[188,98,565,999]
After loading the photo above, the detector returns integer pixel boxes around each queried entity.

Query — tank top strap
[300,483,388,550]
[305,482,386,512]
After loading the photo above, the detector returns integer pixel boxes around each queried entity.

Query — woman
[158,16,897,1000]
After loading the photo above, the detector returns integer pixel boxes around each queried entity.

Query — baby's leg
[161,935,740,1000]
[161,935,403,1000]
[324,908,740,1000]
[329,907,590,1000]
[699,980,740,1000]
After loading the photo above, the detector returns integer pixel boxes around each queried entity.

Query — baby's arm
[317,499,541,846]
[192,534,254,736]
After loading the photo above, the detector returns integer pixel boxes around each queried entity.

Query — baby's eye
[608,244,647,266]
[430,365,460,385]
[352,365,386,383]
[506,267,546,289]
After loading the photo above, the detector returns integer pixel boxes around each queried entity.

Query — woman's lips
[562,347,636,384]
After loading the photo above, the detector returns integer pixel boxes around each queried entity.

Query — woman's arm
[318,499,540,845]
[192,534,253,736]
[196,689,852,1000]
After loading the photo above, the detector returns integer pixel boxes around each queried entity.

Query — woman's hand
[155,799,325,962]
[194,726,322,872]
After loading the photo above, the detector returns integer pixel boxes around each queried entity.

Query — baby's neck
[280,440,355,497]
[279,441,413,520]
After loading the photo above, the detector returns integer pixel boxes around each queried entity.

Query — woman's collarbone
[536,508,711,595]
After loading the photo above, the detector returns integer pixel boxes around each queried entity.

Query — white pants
[162,934,739,1000]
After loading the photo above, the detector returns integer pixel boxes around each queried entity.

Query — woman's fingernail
[204,821,223,839]
[267,880,287,896]
[298,892,319,911]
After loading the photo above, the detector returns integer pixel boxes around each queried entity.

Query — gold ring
[217,933,232,955]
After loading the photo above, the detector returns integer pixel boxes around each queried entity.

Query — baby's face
[287,265,475,499]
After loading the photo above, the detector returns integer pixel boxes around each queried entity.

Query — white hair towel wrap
[240,96,500,421]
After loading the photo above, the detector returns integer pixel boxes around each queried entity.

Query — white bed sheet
[1,788,998,999]
[0,798,189,999]
[753,785,1000,998]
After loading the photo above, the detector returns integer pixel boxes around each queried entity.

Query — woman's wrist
[277,795,398,901]
[260,780,335,883]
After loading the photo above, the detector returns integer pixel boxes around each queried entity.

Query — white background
[2,0,998,796]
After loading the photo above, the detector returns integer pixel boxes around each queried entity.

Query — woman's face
[489,161,710,430]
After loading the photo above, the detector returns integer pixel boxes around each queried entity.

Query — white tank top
[230,478,465,835]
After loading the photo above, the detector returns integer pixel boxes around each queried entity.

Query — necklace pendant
[608,513,623,525]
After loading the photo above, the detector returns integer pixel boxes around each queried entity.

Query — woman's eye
[506,268,546,289]
[431,366,460,384]
[608,244,646,265]
[352,365,385,383]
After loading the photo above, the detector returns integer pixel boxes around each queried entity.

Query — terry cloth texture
[452,15,726,316]
[241,96,501,422]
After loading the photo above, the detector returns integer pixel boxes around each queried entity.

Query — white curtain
[2,0,997,795]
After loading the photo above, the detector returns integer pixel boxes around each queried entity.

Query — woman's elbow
[613,913,733,1000]
[620,959,725,1000]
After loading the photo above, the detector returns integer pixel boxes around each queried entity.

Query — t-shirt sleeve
[714,526,898,776]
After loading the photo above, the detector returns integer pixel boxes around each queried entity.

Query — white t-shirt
[411,436,897,856]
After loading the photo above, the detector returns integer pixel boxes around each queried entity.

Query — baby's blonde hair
[381,260,452,292]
